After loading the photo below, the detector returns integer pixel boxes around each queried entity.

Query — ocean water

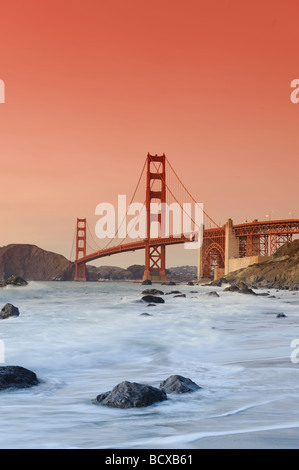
[0,280,299,449]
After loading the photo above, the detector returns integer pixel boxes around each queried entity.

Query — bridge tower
[74,218,87,281]
[143,153,167,282]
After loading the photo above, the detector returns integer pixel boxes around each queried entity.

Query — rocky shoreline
[1,242,298,409]
[212,240,299,291]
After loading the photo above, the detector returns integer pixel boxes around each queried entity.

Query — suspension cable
[69,226,76,261]
[150,157,201,231]
[165,156,219,228]
[86,220,102,251]
[101,158,147,250]
[117,162,162,245]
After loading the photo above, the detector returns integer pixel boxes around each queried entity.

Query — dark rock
[237,281,249,290]
[142,279,152,285]
[159,375,201,394]
[140,312,152,316]
[141,295,165,304]
[190,290,198,293]
[240,287,257,295]
[224,285,240,293]
[0,303,20,319]
[236,281,253,294]
[162,281,177,286]
[224,285,256,295]
[208,291,220,297]
[276,313,287,318]
[165,290,182,295]
[142,289,164,295]
[92,381,167,408]
[147,303,156,307]
[211,277,228,287]
[187,282,194,286]
[0,366,38,391]
[0,276,28,287]
[173,294,186,298]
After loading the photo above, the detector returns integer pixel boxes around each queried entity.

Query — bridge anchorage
[73,153,299,282]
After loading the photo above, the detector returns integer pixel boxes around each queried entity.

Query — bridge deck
[75,219,299,265]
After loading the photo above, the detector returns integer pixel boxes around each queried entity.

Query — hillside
[87,265,132,281]
[217,240,299,290]
[0,244,198,283]
[0,244,75,281]
[167,265,197,281]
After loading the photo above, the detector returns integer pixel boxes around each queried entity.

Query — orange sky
[0,0,298,267]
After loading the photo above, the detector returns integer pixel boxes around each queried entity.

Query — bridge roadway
[75,219,299,280]
[77,232,199,265]
[233,219,299,237]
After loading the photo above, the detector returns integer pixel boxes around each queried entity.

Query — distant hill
[87,265,132,281]
[167,265,197,281]
[0,244,198,282]
[87,264,197,281]
[0,244,75,281]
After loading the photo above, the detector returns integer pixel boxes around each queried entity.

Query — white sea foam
[0,281,298,448]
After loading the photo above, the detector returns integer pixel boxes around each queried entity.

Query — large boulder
[159,375,201,394]
[0,303,20,319]
[142,279,152,285]
[223,285,240,293]
[141,295,165,304]
[207,291,220,297]
[142,289,164,295]
[224,284,256,295]
[0,276,28,288]
[92,381,167,408]
[0,366,38,391]
[210,277,228,287]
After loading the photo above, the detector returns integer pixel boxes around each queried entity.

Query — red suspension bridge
[72,153,299,281]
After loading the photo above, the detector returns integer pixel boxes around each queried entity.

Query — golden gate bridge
[71,153,299,281]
